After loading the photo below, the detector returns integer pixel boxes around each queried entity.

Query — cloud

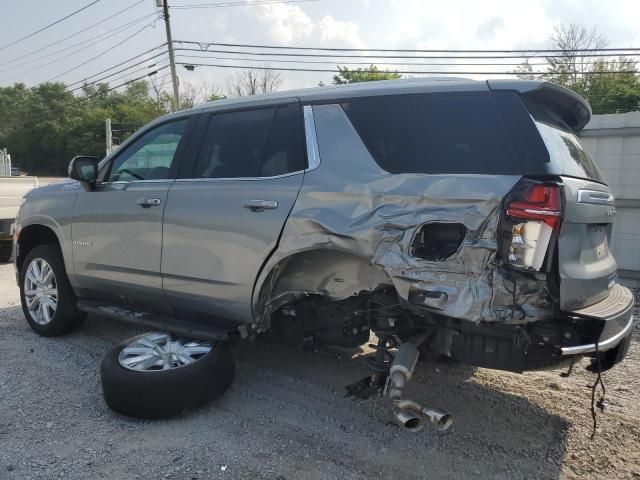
[317,15,364,48]
[256,4,314,44]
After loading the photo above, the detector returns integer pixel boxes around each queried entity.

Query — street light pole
[160,0,180,110]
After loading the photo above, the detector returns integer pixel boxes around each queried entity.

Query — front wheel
[19,244,85,336]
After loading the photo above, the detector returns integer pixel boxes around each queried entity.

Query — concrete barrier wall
[579,112,640,286]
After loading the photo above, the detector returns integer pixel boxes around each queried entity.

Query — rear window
[526,101,605,183]
[340,93,520,175]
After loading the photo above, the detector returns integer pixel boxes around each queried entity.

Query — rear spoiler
[487,80,591,131]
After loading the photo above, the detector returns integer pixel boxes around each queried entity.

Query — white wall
[579,111,640,283]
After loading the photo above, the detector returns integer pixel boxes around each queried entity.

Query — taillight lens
[503,179,563,271]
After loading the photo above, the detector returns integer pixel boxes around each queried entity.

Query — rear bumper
[560,283,635,356]
[560,314,634,355]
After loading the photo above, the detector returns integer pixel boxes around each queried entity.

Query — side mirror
[68,156,99,191]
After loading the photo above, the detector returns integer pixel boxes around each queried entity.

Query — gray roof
[195,76,488,112]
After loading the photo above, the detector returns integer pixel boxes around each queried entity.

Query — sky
[0,0,639,95]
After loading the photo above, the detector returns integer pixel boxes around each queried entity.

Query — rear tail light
[502,179,563,271]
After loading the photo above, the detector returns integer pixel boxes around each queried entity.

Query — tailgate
[558,176,618,310]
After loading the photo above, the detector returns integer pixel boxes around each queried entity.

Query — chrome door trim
[303,105,320,172]
[173,170,305,183]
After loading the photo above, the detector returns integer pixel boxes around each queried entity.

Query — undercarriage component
[386,338,454,433]
[267,294,371,347]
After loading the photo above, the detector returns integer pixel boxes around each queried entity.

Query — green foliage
[514,24,640,114]
[332,65,401,84]
[0,80,168,175]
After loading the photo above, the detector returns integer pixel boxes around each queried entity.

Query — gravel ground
[1,262,639,480]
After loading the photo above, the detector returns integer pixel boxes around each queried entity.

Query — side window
[193,105,305,179]
[341,94,520,175]
[107,119,188,182]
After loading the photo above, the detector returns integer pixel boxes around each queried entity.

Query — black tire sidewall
[101,338,235,419]
[19,244,83,336]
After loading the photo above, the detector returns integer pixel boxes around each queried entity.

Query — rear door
[161,102,306,323]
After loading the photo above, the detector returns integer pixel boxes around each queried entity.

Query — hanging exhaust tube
[386,339,454,433]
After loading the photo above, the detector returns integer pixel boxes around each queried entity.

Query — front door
[72,116,193,306]
[162,103,306,323]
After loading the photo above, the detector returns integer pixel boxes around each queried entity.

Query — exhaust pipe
[394,409,423,432]
[387,339,454,433]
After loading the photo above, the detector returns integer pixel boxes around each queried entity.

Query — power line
[0,0,104,54]
[173,45,640,61]
[175,39,640,55]
[39,20,161,86]
[0,12,159,77]
[176,61,638,76]
[68,61,169,93]
[176,52,637,68]
[172,0,318,9]
[0,0,146,70]
[65,45,168,88]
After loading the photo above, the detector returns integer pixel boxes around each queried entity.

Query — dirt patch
[0,263,638,479]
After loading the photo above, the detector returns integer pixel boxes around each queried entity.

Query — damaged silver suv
[14,78,634,426]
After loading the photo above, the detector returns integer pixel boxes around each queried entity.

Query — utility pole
[105,118,113,156]
[159,0,180,110]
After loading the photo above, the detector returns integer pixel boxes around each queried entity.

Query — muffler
[387,339,454,433]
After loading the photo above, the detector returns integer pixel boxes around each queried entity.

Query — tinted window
[527,102,605,183]
[341,94,520,174]
[108,119,188,182]
[194,106,305,179]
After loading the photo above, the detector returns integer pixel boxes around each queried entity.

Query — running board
[76,299,230,341]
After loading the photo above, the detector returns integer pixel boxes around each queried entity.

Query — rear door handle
[243,199,278,211]
[136,197,162,208]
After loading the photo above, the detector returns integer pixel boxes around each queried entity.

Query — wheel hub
[118,333,213,372]
[23,258,58,325]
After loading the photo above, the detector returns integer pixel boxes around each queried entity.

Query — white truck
[0,175,39,262]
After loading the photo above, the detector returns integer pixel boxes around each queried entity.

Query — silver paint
[252,104,553,328]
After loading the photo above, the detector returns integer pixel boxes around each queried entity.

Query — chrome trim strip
[303,105,320,171]
[105,179,175,185]
[560,315,634,356]
[173,170,304,183]
[577,189,615,205]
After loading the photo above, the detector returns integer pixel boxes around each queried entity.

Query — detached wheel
[19,244,85,336]
[101,333,235,419]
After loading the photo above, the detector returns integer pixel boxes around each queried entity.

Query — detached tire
[101,333,235,419]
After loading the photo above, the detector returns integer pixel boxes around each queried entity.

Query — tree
[514,24,640,114]
[0,80,169,176]
[226,68,282,96]
[544,24,607,97]
[332,65,401,84]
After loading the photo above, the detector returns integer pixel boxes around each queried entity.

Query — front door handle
[136,197,162,208]
[243,199,278,211]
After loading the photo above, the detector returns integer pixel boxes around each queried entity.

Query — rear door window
[193,105,305,179]
[341,93,520,174]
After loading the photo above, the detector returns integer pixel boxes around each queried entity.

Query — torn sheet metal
[253,104,555,328]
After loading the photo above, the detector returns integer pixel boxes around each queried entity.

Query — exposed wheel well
[16,225,60,271]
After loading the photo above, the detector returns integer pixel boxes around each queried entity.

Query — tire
[0,241,12,263]
[101,333,235,419]
[19,244,85,336]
